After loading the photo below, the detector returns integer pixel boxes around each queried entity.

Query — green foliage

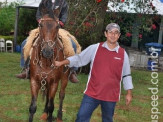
[0,2,17,35]
[17,8,38,44]
[106,0,160,48]
[66,0,108,49]
[103,12,161,47]
[0,1,38,44]
[0,35,14,41]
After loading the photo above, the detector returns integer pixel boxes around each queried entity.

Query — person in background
[54,23,134,122]
[16,0,79,83]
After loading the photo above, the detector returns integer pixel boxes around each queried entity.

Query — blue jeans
[70,39,78,71]
[76,94,116,122]
[20,39,27,68]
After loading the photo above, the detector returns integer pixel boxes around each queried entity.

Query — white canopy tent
[13,0,41,51]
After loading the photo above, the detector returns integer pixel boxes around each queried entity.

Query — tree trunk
[66,0,108,74]
[131,18,139,48]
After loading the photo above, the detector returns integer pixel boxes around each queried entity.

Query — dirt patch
[0,91,30,95]
[116,105,142,113]
[0,111,25,122]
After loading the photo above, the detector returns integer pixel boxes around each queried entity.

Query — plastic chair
[0,38,5,52]
[6,40,13,53]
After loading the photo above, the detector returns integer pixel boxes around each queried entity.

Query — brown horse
[28,10,69,122]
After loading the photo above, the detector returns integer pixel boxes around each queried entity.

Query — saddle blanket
[23,28,81,60]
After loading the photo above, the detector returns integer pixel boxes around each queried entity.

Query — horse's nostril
[42,48,53,58]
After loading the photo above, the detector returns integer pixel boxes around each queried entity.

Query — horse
[28,10,69,122]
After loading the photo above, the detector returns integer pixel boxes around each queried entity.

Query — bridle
[32,17,64,90]
[38,18,60,50]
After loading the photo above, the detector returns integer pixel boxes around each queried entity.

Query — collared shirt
[67,41,134,90]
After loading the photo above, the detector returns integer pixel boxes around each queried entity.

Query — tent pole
[13,7,19,52]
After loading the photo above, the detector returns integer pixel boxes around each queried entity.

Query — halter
[32,18,60,90]
[38,17,60,59]
[38,17,60,48]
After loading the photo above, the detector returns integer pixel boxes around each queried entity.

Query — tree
[0,2,18,35]
[107,0,158,48]
[17,8,38,44]
[66,0,108,49]
[64,0,108,73]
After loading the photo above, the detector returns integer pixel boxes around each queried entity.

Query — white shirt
[67,41,134,90]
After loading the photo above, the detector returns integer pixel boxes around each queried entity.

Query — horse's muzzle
[42,47,54,59]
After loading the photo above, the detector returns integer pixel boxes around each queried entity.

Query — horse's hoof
[56,118,63,122]
[40,112,48,120]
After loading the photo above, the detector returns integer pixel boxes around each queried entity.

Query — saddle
[23,28,81,61]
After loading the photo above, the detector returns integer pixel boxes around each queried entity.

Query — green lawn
[0,53,163,122]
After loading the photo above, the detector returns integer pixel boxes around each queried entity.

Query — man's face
[105,28,121,44]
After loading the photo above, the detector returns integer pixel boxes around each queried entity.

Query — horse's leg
[57,74,69,122]
[29,79,39,122]
[40,91,49,120]
[47,80,59,122]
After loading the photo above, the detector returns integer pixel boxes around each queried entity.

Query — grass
[0,52,163,122]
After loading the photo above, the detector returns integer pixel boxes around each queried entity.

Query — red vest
[85,42,124,102]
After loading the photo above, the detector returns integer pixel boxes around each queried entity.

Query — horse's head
[39,15,59,59]
[39,0,60,59]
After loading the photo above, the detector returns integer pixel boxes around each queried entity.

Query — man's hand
[55,61,63,67]
[125,89,132,106]
[55,59,70,67]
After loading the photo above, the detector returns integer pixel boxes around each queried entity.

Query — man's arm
[126,89,132,105]
[55,43,99,68]
[122,51,134,105]
[55,59,70,67]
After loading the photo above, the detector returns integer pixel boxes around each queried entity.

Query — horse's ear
[39,0,53,17]
[53,7,60,18]
[39,0,47,15]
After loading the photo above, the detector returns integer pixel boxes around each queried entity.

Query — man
[16,0,79,83]
[55,23,134,122]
